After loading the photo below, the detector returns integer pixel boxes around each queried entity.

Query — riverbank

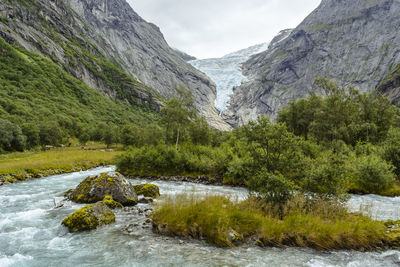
[0,146,122,186]
[152,194,400,250]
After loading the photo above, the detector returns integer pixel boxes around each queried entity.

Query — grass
[152,194,394,250]
[0,144,122,183]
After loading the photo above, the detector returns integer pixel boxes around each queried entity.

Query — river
[0,166,399,266]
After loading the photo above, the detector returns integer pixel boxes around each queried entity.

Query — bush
[353,154,395,194]
[247,170,299,204]
[0,118,25,152]
[304,150,351,197]
[382,127,400,177]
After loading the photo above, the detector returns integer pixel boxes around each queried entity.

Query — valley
[1,0,400,266]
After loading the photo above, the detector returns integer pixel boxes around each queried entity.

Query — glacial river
[1,166,400,266]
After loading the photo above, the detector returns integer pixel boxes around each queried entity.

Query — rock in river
[133,184,160,198]
[62,201,115,232]
[69,172,138,206]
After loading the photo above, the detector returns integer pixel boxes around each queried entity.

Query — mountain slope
[0,0,160,109]
[0,0,228,130]
[223,0,400,126]
[66,0,228,130]
[0,35,157,135]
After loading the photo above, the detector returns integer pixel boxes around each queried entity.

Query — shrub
[0,118,25,152]
[382,127,400,177]
[247,170,299,204]
[353,154,395,194]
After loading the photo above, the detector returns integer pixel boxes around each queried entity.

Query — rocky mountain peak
[223,0,400,127]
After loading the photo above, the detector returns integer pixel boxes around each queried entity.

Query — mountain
[174,49,197,61]
[0,0,229,130]
[378,64,400,104]
[223,0,400,127]
[190,30,292,112]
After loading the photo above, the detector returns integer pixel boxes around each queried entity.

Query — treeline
[0,36,158,153]
[117,78,400,201]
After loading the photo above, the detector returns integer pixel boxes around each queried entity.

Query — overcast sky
[127,0,321,59]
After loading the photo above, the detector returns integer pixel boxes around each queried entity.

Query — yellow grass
[0,144,122,176]
[152,194,389,250]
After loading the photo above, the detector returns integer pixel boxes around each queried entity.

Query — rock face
[0,0,229,130]
[69,172,138,206]
[62,201,115,232]
[378,64,400,104]
[65,0,229,130]
[223,0,400,126]
[174,49,197,61]
[0,0,159,110]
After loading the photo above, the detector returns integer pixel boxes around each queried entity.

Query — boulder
[62,201,115,232]
[103,195,123,209]
[69,172,138,206]
[133,184,160,198]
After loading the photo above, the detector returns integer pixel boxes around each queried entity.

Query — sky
[127,0,321,59]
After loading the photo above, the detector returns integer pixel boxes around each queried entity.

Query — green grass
[0,144,122,183]
[152,194,393,249]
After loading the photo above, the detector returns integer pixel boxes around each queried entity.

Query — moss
[103,195,123,209]
[385,220,400,247]
[133,184,160,198]
[62,201,115,232]
[69,172,138,206]
[4,176,17,183]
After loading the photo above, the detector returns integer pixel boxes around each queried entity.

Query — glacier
[189,29,292,112]
[189,43,270,112]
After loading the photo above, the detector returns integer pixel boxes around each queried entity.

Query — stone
[133,184,160,198]
[69,172,138,206]
[138,197,154,204]
[62,201,115,232]
[103,195,123,209]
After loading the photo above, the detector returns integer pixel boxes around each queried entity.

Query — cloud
[127,0,321,59]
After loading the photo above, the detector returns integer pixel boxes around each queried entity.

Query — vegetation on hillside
[0,36,160,153]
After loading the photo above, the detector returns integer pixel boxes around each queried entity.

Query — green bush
[247,170,299,204]
[353,154,395,194]
[382,127,400,177]
[0,118,25,152]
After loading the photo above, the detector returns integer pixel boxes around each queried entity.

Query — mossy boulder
[103,195,123,209]
[69,172,138,206]
[133,184,160,198]
[62,201,115,232]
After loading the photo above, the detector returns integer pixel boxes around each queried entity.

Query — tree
[78,130,91,146]
[353,154,395,194]
[278,93,323,140]
[39,122,63,147]
[0,118,25,152]
[188,117,211,146]
[21,123,40,149]
[161,85,195,148]
[103,125,119,148]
